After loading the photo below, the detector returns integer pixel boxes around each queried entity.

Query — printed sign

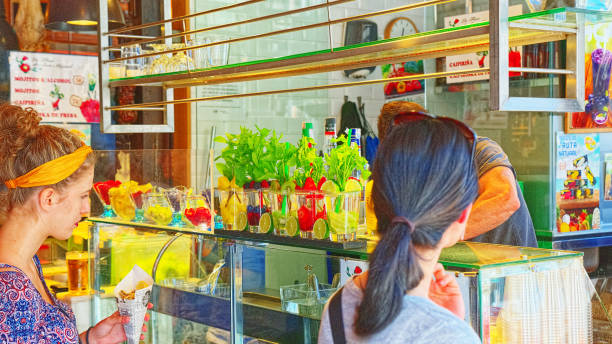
[555,133,601,233]
[9,52,99,123]
[444,5,522,84]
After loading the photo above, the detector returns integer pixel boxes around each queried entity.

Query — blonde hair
[0,103,95,223]
[377,101,426,142]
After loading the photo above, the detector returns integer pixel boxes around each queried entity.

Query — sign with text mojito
[444,5,522,84]
[9,52,99,123]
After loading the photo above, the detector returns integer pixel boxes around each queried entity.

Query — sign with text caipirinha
[9,51,99,123]
[443,5,522,84]
[555,133,601,233]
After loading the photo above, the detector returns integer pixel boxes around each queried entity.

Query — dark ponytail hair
[354,119,479,336]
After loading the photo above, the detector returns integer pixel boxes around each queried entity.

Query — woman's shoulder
[402,296,480,343]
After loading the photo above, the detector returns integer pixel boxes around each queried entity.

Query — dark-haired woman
[318,119,481,343]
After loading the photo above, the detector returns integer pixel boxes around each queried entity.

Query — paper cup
[114,265,154,344]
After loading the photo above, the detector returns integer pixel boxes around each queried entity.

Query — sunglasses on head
[391,111,477,160]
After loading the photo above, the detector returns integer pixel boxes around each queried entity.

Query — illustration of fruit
[50,84,64,111]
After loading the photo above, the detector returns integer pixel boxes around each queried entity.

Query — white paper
[114,265,154,344]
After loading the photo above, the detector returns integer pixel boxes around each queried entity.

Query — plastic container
[218,189,247,230]
[325,191,360,242]
[280,283,337,319]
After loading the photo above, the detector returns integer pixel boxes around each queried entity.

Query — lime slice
[259,213,273,234]
[320,180,339,194]
[286,215,299,237]
[344,179,362,192]
[236,211,248,230]
[280,180,296,192]
[313,218,329,240]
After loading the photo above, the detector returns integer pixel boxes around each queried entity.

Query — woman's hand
[81,303,152,344]
[428,263,465,319]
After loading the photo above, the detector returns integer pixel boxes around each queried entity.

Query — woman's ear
[37,187,59,212]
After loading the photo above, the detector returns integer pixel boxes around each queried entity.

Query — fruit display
[143,193,173,226]
[162,186,188,227]
[270,190,297,236]
[93,180,122,218]
[218,176,247,230]
[184,195,212,229]
[243,180,272,232]
[296,189,327,239]
[109,185,136,221]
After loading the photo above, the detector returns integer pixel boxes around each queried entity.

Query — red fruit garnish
[261,180,270,188]
[298,205,314,231]
[93,180,121,205]
[317,176,327,190]
[249,180,256,189]
[196,207,211,225]
[132,191,144,208]
[303,177,316,191]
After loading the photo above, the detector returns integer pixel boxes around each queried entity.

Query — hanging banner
[444,5,522,84]
[9,52,99,123]
[555,133,601,233]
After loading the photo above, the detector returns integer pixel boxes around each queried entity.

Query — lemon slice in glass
[344,179,362,192]
[259,213,273,234]
[313,218,329,240]
[236,212,248,230]
[286,215,299,237]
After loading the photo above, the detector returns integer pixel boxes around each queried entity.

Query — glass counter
[87,218,604,343]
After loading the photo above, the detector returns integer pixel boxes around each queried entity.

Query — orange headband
[4,145,93,189]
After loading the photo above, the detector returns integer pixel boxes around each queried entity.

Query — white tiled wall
[190,0,427,189]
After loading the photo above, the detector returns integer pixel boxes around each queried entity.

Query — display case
[87,216,604,344]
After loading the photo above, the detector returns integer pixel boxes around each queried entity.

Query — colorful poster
[444,5,522,84]
[339,259,368,287]
[567,22,612,132]
[605,153,612,201]
[9,52,99,123]
[382,60,424,99]
[555,133,601,233]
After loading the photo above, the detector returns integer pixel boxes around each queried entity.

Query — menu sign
[444,5,522,84]
[555,133,601,233]
[9,52,99,123]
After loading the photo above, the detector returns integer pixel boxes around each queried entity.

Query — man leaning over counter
[366,101,538,248]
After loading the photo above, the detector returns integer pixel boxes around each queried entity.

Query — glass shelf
[106,7,601,89]
[88,217,581,270]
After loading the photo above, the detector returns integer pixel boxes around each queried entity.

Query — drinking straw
[281,164,289,215]
[209,148,215,231]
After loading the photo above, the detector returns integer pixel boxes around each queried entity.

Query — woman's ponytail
[354,220,422,335]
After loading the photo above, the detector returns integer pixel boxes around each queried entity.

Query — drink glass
[66,251,89,295]
[143,193,173,226]
[208,40,229,67]
[245,188,272,233]
[184,195,212,231]
[121,44,143,77]
[326,191,360,242]
[218,188,247,230]
[108,61,125,79]
[296,190,326,239]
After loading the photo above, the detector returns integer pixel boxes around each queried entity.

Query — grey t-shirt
[318,278,481,344]
[471,137,538,247]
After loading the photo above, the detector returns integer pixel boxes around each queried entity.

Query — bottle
[323,117,336,155]
[0,1,18,101]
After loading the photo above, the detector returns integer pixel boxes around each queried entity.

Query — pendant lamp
[45,0,125,31]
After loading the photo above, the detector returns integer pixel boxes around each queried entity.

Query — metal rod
[104,0,265,35]
[152,233,184,281]
[508,67,574,74]
[106,68,488,110]
[114,107,166,111]
[508,22,576,33]
[107,0,355,51]
[107,34,157,39]
[103,0,457,64]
